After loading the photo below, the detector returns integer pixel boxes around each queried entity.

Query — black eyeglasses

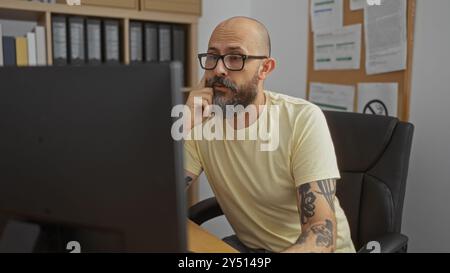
[198,53,268,71]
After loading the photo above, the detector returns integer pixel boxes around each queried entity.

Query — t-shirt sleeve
[291,105,341,187]
[184,139,203,176]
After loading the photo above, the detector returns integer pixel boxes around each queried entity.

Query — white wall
[251,0,309,99]
[199,0,450,252]
[402,0,450,253]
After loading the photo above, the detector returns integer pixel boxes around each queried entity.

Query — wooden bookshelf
[64,0,140,10]
[0,0,200,205]
[0,0,199,89]
[141,0,202,16]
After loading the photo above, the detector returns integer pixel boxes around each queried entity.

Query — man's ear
[258,58,276,80]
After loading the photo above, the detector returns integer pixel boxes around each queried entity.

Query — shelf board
[0,0,198,23]
[0,0,50,14]
[0,8,43,21]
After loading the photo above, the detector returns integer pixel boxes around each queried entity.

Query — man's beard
[206,73,259,117]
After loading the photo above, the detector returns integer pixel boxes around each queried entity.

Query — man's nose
[213,58,228,77]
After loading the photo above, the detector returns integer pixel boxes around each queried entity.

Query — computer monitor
[0,63,186,253]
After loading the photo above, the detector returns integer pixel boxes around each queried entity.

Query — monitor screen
[0,63,186,253]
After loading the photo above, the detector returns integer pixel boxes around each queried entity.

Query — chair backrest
[323,111,414,250]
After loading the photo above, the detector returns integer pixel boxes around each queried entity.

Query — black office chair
[189,111,414,253]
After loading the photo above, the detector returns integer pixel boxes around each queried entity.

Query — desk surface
[187,220,238,253]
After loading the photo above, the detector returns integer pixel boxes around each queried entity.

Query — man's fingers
[202,99,212,117]
[192,90,213,105]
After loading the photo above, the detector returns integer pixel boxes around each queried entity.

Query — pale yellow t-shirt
[185,91,355,253]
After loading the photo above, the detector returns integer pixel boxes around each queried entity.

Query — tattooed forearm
[295,220,334,246]
[289,180,337,253]
[185,176,193,187]
[315,179,336,212]
[299,183,316,225]
[311,219,334,248]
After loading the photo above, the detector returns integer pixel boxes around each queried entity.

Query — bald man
[184,17,355,253]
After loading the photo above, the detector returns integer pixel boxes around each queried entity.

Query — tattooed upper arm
[298,179,337,225]
[295,179,337,250]
[316,179,336,212]
[299,183,316,225]
[285,179,338,252]
[185,171,199,189]
[185,176,194,187]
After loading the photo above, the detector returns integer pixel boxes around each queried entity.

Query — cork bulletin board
[306,0,416,121]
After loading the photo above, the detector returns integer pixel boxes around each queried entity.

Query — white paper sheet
[357,83,398,117]
[350,0,364,11]
[310,0,343,32]
[364,0,407,75]
[314,24,362,70]
[309,82,355,112]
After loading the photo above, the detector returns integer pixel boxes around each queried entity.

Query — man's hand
[185,75,213,131]
[282,179,338,253]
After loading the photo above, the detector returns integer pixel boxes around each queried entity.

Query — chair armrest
[358,233,408,253]
[188,197,224,225]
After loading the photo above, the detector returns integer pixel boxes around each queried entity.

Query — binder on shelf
[86,18,102,65]
[2,37,16,66]
[26,32,37,66]
[158,24,172,62]
[52,15,68,65]
[144,23,158,63]
[16,37,28,67]
[172,24,186,85]
[34,26,47,66]
[0,24,3,66]
[130,21,143,63]
[103,19,120,64]
[68,16,85,65]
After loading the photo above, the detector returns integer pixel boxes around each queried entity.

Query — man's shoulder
[265,90,323,120]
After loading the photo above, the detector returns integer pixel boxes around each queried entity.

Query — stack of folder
[1,16,187,85]
[0,24,47,67]
[52,15,121,65]
[129,20,187,84]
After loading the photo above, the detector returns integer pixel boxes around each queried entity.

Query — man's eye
[207,55,219,60]
[228,56,241,61]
